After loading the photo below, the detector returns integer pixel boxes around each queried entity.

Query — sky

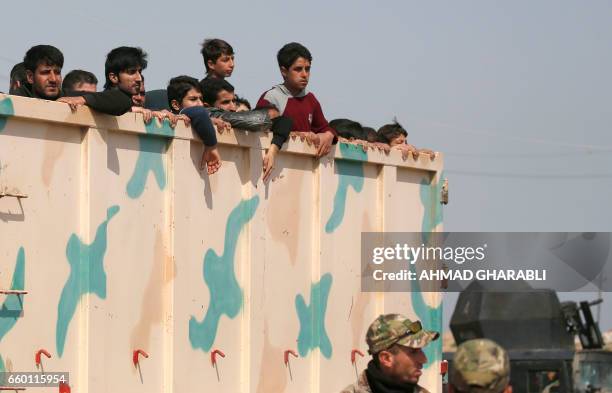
[2,0,611,330]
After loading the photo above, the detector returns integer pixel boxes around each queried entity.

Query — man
[9,62,28,95]
[102,46,145,96]
[449,339,512,393]
[100,46,176,124]
[16,45,63,99]
[13,44,132,116]
[341,313,440,393]
[62,70,97,93]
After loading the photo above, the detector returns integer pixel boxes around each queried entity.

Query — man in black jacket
[13,45,132,116]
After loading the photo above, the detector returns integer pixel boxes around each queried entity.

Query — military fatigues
[340,314,440,393]
[450,339,510,393]
[340,371,431,393]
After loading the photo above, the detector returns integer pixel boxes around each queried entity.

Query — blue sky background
[2,0,611,330]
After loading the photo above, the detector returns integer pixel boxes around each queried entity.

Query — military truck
[444,281,612,393]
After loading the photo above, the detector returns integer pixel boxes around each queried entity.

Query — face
[389,134,406,147]
[208,54,235,78]
[281,57,310,94]
[110,66,143,95]
[380,345,427,384]
[73,82,97,93]
[235,103,249,112]
[27,63,62,99]
[131,80,145,106]
[180,88,204,109]
[214,89,236,112]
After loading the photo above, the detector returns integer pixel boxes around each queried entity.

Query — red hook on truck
[35,348,52,368]
[283,349,298,366]
[351,349,364,364]
[133,349,149,367]
[211,349,225,367]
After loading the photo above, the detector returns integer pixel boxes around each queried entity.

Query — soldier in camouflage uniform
[341,313,440,393]
[449,339,511,393]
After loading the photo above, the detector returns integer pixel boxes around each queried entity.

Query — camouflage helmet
[366,313,439,354]
[451,339,510,393]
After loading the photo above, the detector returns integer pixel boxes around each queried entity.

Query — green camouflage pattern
[366,313,439,354]
[340,370,432,393]
[451,339,510,393]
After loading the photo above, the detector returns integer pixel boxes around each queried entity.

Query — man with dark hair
[19,45,64,99]
[200,77,292,181]
[14,44,132,116]
[62,70,98,93]
[9,62,28,95]
[341,314,439,393]
[201,38,235,80]
[97,46,178,124]
[257,42,336,157]
[103,46,147,94]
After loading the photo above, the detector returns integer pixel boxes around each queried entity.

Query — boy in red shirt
[256,42,336,157]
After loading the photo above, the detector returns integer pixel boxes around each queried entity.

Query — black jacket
[11,85,132,116]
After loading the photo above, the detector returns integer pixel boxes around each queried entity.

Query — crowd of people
[5,39,434,180]
[3,38,520,393]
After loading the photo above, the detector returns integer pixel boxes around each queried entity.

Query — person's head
[23,45,64,99]
[378,121,408,146]
[9,62,28,94]
[330,118,367,141]
[200,77,236,112]
[62,70,98,93]
[104,46,147,95]
[131,76,145,107]
[234,95,251,112]
[364,127,378,143]
[367,314,439,385]
[450,339,512,393]
[201,38,234,79]
[167,75,203,114]
[277,42,312,95]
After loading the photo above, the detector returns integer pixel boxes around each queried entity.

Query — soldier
[449,339,512,393]
[341,313,440,393]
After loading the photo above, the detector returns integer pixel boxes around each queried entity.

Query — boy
[200,77,292,181]
[9,62,28,95]
[14,44,132,116]
[256,42,336,157]
[166,76,221,175]
[378,121,435,159]
[234,96,251,112]
[201,38,235,80]
[143,38,235,111]
[377,121,408,147]
[62,70,97,93]
[329,118,367,141]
